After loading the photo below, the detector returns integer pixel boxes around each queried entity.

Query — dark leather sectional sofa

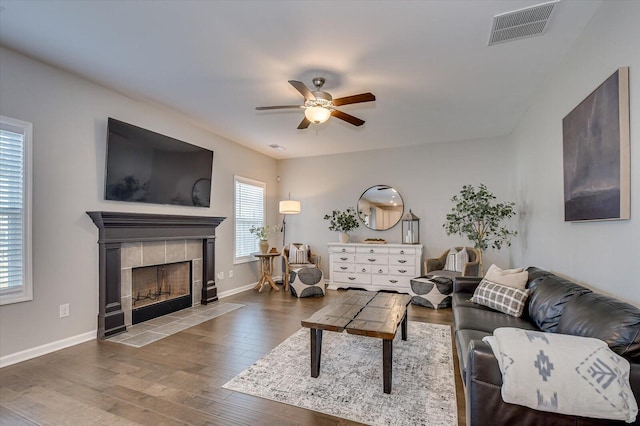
[453,266,640,425]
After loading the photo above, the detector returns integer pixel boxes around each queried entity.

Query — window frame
[233,175,266,264]
[0,115,33,305]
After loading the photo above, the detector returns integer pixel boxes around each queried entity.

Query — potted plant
[324,208,359,243]
[443,184,517,275]
[249,224,281,253]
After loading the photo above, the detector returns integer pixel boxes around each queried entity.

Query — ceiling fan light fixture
[304,106,331,124]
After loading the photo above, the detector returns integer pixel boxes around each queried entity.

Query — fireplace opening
[131,261,192,324]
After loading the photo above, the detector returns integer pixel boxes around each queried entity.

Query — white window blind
[0,116,32,305]
[234,176,265,263]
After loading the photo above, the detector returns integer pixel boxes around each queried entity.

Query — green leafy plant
[249,224,280,240]
[443,184,517,274]
[323,208,360,233]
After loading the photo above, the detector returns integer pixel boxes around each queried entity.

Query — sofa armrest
[454,276,482,294]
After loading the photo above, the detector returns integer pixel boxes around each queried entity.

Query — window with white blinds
[234,175,265,263]
[0,116,32,305]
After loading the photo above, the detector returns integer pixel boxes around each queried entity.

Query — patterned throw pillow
[288,244,308,264]
[444,248,469,272]
[470,279,530,317]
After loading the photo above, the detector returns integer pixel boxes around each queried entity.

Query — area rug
[223,321,457,425]
[107,302,244,348]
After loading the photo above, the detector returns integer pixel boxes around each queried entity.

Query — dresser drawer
[389,247,417,256]
[355,254,389,265]
[355,264,372,274]
[389,266,416,276]
[334,254,354,263]
[372,275,411,288]
[356,246,389,255]
[332,246,356,254]
[389,255,415,266]
[334,263,354,273]
[333,272,371,285]
[371,265,389,275]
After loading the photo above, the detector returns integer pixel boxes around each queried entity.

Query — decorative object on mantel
[249,224,280,254]
[323,207,359,243]
[443,184,517,275]
[401,209,420,244]
[562,67,630,222]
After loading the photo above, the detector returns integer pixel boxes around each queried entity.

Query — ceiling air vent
[488,0,559,46]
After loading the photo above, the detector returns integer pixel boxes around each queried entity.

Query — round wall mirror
[357,185,404,230]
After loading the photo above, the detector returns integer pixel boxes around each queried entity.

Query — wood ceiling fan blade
[256,105,304,110]
[289,80,316,101]
[331,110,365,126]
[297,117,311,129]
[332,92,376,106]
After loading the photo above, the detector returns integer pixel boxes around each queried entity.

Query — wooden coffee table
[301,290,412,394]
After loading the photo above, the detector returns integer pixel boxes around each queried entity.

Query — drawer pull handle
[400,250,405,254]
[378,269,383,273]
[341,248,347,252]
[389,280,398,284]
[340,266,348,270]
[348,277,356,281]
[398,269,407,273]
[369,249,374,253]
[361,268,367,272]
[340,257,348,261]
[368,258,376,262]
[398,260,407,264]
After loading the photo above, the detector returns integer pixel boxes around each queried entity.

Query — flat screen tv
[105,118,213,207]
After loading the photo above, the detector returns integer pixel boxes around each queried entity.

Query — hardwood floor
[0,288,466,425]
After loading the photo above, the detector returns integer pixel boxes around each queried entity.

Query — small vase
[259,239,269,254]
[339,232,350,243]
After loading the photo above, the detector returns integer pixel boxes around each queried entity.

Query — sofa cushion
[556,292,640,363]
[485,264,528,290]
[471,280,530,317]
[526,274,591,332]
[453,292,494,310]
[454,305,538,334]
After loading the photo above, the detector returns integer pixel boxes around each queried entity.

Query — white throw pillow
[485,264,528,290]
[444,248,469,272]
[288,244,308,264]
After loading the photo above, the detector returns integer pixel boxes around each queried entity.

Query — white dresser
[327,243,423,293]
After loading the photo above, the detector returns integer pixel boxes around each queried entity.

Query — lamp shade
[304,106,331,124]
[279,200,301,214]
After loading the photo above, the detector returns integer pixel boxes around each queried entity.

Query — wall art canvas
[562,67,630,222]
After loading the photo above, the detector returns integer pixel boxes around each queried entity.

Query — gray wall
[276,137,515,279]
[0,47,279,359]
[510,1,640,306]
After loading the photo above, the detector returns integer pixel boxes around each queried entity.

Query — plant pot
[259,239,269,254]
[339,232,350,243]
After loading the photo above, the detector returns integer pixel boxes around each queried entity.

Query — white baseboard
[0,329,96,368]
[218,282,258,298]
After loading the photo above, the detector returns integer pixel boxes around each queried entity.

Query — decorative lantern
[401,210,420,244]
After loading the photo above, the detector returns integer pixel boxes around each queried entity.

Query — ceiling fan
[256,77,375,129]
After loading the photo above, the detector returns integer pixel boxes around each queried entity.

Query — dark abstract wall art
[562,67,630,222]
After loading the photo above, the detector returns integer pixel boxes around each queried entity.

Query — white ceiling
[0,0,602,159]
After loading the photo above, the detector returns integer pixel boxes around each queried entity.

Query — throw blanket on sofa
[484,327,638,423]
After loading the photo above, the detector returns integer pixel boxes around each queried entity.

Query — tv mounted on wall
[105,118,214,207]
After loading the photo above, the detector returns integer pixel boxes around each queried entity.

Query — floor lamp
[278,195,301,285]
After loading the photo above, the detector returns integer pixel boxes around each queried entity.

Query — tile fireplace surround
[87,212,225,339]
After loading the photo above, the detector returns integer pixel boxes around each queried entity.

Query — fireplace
[131,261,192,323]
[87,212,225,339]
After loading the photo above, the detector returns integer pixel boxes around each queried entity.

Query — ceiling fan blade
[332,92,376,106]
[256,105,303,110]
[331,109,365,126]
[297,117,311,129]
[289,80,316,101]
